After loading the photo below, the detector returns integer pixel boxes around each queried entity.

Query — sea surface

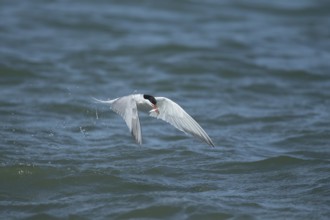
[1,0,330,219]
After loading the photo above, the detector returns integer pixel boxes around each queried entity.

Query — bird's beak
[152,104,159,114]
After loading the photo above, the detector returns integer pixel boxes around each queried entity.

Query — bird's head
[143,94,159,114]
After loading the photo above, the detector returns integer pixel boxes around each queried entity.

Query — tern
[94,94,215,147]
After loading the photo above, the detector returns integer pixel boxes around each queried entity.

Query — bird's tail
[91,97,116,105]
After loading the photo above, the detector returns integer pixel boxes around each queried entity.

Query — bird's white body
[94,94,215,147]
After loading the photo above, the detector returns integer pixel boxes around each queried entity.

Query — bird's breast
[136,102,153,113]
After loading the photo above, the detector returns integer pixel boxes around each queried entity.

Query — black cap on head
[143,94,157,105]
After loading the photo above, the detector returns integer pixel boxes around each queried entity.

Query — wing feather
[150,97,215,147]
[97,96,142,145]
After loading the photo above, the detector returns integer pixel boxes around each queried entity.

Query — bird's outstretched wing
[150,97,215,147]
[95,96,142,145]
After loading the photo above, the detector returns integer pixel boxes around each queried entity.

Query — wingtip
[205,136,215,147]
[135,139,143,146]
[131,130,142,146]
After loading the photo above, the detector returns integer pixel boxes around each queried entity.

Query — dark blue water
[1,0,330,219]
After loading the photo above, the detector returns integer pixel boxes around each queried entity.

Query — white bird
[94,94,215,147]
